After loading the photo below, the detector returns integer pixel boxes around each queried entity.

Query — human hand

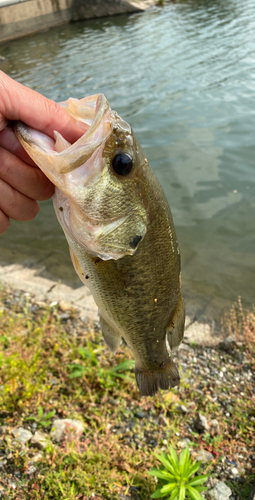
[0,70,87,234]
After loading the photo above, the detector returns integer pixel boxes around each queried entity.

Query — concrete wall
[0,0,143,44]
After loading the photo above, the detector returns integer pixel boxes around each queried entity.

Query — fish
[15,94,185,397]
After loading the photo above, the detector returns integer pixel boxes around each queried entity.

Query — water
[1,0,255,320]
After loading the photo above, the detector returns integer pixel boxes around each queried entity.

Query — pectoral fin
[166,294,185,351]
[99,315,121,354]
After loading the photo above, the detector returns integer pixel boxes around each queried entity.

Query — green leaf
[44,410,55,420]
[186,486,206,500]
[111,360,135,372]
[151,488,170,498]
[25,416,38,422]
[38,407,43,419]
[68,364,85,378]
[168,444,179,468]
[77,347,92,360]
[169,487,179,500]
[155,453,176,475]
[41,421,51,427]
[186,461,202,478]
[179,447,190,474]
[160,483,177,494]
[148,468,175,481]
[179,485,186,500]
[188,475,208,486]
[196,486,208,493]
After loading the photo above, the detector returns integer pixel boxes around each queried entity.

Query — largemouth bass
[15,94,185,396]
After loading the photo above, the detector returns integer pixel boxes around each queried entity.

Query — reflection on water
[1,0,255,319]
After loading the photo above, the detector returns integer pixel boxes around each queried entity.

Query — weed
[148,445,208,499]
[0,288,254,499]
[221,297,255,359]
[25,406,56,428]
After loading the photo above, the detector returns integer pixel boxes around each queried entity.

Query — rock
[29,452,43,463]
[194,449,214,463]
[210,419,220,436]
[135,411,145,419]
[0,425,8,435]
[194,413,210,433]
[30,431,49,450]
[59,312,71,320]
[12,427,32,445]
[178,438,190,449]
[51,419,84,443]
[184,320,217,346]
[58,300,74,312]
[27,465,37,475]
[176,405,188,413]
[218,336,236,352]
[209,482,232,499]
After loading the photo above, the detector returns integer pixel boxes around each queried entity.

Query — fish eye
[112,153,133,176]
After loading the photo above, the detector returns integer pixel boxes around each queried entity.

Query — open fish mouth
[15,94,113,176]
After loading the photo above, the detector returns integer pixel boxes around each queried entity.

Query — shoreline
[0,261,220,346]
[0,0,157,46]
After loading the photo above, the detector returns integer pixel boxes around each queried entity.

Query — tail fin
[135,358,180,397]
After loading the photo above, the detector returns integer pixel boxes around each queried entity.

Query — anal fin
[166,294,185,352]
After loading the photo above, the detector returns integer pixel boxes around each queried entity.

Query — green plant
[148,445,208,500]
[25,406,56,428]
[68,343,135,387]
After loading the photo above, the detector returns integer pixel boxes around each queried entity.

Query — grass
[0,287,254,499]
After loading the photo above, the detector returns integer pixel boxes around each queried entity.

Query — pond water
[1,0,255,320]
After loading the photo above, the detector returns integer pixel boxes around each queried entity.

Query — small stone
[135,411,145,419]
[178,438,190,449]
[193,449,214,463]
[59,312,70,320]
[231,467,239,476]
[29,452,43,463]
[194,413,210,433]
[218,336,236,352]
[179,405,188,413]
[158,414,168,425]
[51,419,84,443]
[35,301,47,308]
[30,431,49,450]
[27,465,36,475]
[12,427,32,445]
[210,419,220,436]
[59,300,74,312]
[0,426,8,435]
[209,481,232,499]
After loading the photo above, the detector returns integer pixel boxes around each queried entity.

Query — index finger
[0,71,88,143]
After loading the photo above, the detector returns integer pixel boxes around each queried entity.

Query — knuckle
[36,176,55,200]
[19,200,40,221]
